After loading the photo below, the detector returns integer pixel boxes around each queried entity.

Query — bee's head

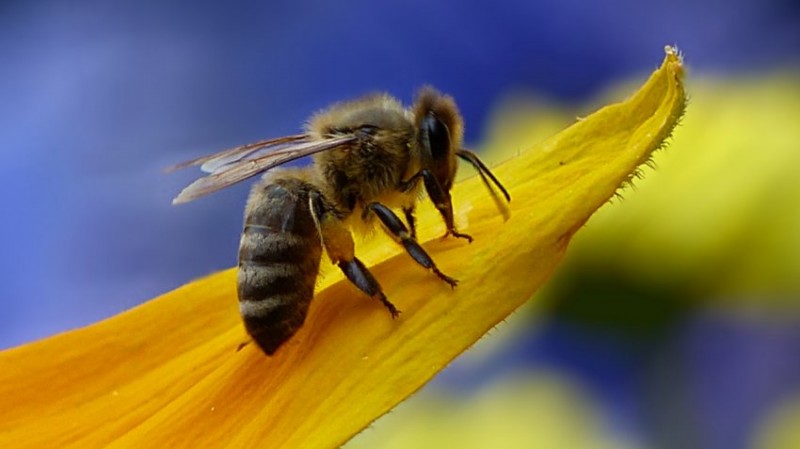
[413,87,463,193]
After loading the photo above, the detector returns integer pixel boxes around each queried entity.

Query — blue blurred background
[1,1,799,448]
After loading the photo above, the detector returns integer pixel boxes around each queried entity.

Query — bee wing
[172,135,357,204]
[164,134,308,174]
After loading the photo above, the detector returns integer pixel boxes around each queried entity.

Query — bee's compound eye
[422,112,451,161]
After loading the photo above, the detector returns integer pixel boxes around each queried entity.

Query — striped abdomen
[237,179,323,355]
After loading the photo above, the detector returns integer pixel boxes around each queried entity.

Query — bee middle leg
[363,202,458,287]
[402,206,417,240]
[309,190,400,318]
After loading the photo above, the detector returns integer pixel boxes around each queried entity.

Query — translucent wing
[171,135,357,204]
[164,134,308,174]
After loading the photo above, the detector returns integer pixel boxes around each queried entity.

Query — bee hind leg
[364,202,458,288]
[309,191,400,318]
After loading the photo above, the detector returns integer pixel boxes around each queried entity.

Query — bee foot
[443,230,473,243]
[378,293,401,318]
[433,268,459,288]
[387,304,401,319]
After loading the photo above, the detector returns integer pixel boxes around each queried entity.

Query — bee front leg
[309,191,400,318]
[402,206,417,241]
[364,202,458,287]
[401,169,472,243]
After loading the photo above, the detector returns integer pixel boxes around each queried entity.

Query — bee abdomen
[237,181,323,355]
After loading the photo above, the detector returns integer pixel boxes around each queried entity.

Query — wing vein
[171,135,356,204]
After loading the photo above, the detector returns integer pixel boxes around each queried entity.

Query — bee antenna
[456,149,511,202]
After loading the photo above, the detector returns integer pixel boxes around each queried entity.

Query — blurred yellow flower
[0,48,685,448]
[347,372,639,449]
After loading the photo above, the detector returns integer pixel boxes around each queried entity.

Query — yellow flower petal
[549,72,800,305]
[0,47,685,448]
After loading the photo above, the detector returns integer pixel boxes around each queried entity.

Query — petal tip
[664,45,685,78]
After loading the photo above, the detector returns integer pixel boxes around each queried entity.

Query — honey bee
[169,87,510,355]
